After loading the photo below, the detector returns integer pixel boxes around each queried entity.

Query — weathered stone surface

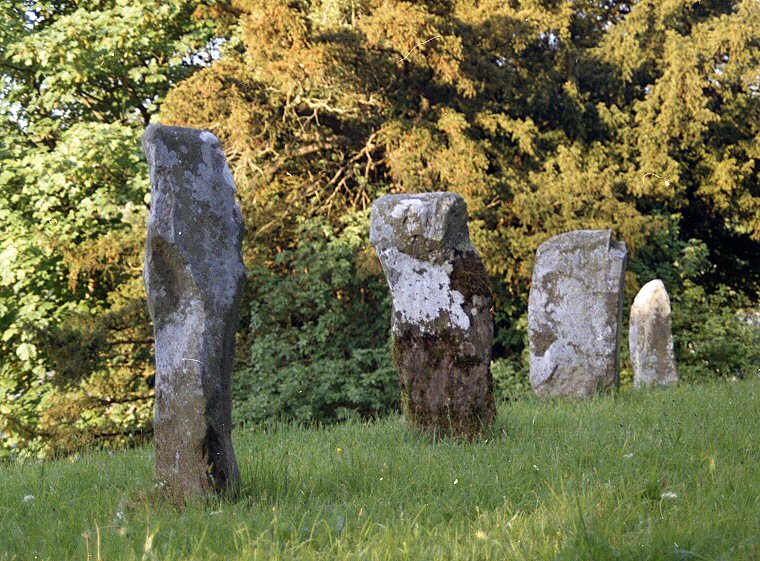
[630,279,678,388]
[142,124,246,499]
[370,192,495,438]
[528,230,627,398]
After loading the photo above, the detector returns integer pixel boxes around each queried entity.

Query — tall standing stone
[142,124,246,499]
[630,279,678,388]
[528,230,627,398]
[370,192,495,438]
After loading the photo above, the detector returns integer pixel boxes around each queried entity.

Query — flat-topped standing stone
[528,230,627,398]
[630,279,678,388]
[370,193,495,438]
[142,124,246,499]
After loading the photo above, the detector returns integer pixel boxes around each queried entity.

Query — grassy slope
[2,380,760,561]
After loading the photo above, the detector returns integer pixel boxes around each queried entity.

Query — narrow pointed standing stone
[528,230,627,398]
[630,279,678,388]
[370,192,495,438]
[142,124,246,499]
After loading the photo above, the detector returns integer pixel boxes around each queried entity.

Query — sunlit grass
[2,379,760,560]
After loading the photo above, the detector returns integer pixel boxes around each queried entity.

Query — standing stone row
[528,230,678,397]
[141,123,677,502]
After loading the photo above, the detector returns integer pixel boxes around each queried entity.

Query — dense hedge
[233,217,399,425]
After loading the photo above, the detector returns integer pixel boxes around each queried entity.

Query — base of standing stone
[393,328,495,438]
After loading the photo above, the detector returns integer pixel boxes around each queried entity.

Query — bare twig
[641,172,672,187]
[397,36,441,64]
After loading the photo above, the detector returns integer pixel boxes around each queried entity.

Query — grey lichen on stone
[528,229,627,398]
[630,279,678,388]
[371,192,495,438]
[142,124,246,500]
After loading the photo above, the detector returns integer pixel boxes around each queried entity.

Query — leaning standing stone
[528,230,627,398]
[370,192,495,438]
[142,124,246,499]
[630,279,678,388]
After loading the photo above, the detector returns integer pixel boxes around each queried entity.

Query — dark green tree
[233,215,398,425]
[162,0,759,412]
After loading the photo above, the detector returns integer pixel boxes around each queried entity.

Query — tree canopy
[162,0,760,352]
[2,0,759,457]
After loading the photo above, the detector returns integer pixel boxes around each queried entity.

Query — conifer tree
[162,0,759,375]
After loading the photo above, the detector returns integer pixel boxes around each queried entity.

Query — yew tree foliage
[0,0,218,457]
[2,0,759,455]
[162,0,760,399]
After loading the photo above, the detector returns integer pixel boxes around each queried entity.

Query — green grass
[2,380,760,560]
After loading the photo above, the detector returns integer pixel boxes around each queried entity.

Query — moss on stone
[391,327,495,439]
[449,250,491,303]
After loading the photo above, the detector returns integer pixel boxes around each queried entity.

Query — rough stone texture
[528,230,627,398]
[630,279,678,388]
[370,192,495,438]
[142,124,246,499]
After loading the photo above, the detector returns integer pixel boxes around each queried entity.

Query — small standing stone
[142,124,246,499]
[528,229,627,398]
[370,192,495,438]
[630,279,678,388]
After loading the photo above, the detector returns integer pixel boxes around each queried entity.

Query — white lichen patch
[390,197,425,220]
[528,230,627,397]
[380,248,470,333]
[199,131,217,144]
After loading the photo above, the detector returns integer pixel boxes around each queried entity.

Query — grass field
[2,379,760,560]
